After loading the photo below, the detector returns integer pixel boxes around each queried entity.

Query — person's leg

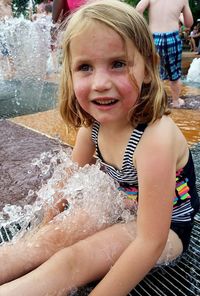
[169,79,184,107]
[158,31,184,108]
[167,32,184,108]
[0,207,109,285]
[0,158,126,285]
[0,223,183,296]
[0,222,137,295]
[190,37,197,52]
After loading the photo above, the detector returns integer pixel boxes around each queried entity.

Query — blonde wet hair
[59,0,170,128]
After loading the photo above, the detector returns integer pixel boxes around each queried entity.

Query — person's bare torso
[148,0,186,32]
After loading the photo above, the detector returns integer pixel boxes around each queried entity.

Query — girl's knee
[69,240,94,270]
[157,230,183,265]
[54,240,92,274]
[55,240,100,285]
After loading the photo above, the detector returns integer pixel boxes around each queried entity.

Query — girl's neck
[100,120,134,136]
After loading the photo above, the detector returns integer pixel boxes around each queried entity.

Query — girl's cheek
[119,79,138,98]
[119,76,135,90]
[73,81,85,100]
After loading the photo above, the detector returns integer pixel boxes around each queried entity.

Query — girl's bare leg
[0,222,183,296]
[0,222,136,296]
[0,208,108,285]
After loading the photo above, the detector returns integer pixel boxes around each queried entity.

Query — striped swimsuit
[92,121,199,251]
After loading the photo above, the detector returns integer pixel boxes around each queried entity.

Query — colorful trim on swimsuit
[118,186,138,201]
[174,168,191,206]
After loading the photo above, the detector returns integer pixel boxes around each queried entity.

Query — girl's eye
[112,61,126,69]
[78,64,92,72]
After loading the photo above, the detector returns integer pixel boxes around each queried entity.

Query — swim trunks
[153,31,182,81]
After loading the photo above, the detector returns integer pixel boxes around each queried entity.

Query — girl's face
[70,22,146,126]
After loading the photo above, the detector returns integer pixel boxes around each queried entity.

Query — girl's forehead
[70,23,122,47]
[70,18,126,41]
[72,21,116,38]
[67,19,141,61]
[69,21,135,51]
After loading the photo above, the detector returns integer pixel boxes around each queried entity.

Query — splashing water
[0,146,182,269]
[0,17,57,118]
[186,58,200,84]
[0,147,134,244]
[0,17,51,79]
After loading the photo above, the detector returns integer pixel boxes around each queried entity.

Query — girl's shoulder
[145,115,176,136]
[78,125,93,139]
[72,125,96,166]
[136,116,187,156]
[134,116,188,172]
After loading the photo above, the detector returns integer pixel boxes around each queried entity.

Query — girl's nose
[92,69,112,92]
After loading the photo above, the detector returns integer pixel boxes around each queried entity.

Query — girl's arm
[72,126,96,167]
[90,119,177,296]
[42,126,96,222]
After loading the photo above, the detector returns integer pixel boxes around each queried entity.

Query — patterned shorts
[153,31,182,81]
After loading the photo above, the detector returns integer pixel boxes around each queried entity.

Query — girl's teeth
[95,99,115,105]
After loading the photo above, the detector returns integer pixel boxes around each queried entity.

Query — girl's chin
[94,117,115,124]
[91,111,126,125]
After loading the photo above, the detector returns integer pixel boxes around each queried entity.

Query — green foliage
[124,0,140,6]
[12,0,30,17]
[34,0,44,4]
[12,0,43,18]
[189,0,200,23]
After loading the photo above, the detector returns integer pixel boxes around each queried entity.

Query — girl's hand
[40,193,68,226]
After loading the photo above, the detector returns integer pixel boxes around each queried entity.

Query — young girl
[0,1,199,295]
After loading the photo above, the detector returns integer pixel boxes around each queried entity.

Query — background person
[136,0,193,108]
[190,22,200,54]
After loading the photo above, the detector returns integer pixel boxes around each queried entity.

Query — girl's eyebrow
[72,53,128,64]
[72,57,90,64]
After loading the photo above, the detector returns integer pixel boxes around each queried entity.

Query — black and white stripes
[92,121,145,185]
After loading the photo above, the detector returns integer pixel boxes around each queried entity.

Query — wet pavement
[0,120,67,210]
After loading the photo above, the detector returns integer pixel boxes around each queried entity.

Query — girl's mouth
[92,99,118,106]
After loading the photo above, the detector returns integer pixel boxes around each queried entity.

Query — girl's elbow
[139,236,167,258]
[155,239,167,256]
